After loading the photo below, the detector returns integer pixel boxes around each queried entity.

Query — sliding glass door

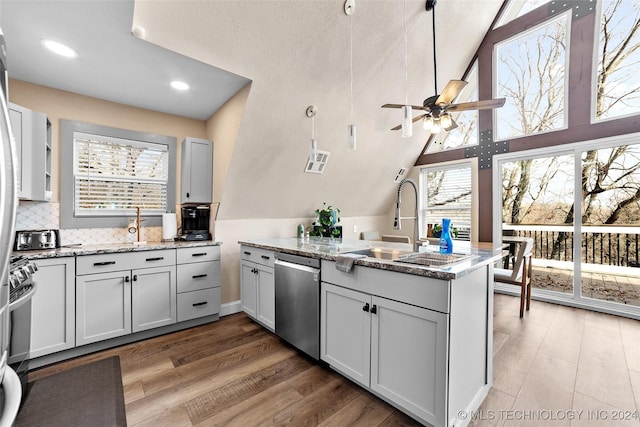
[494,134,640,317]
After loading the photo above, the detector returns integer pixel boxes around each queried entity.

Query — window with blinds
[420,164,472,239]
[73,132,169,216]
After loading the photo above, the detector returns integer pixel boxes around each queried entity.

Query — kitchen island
[239,237,503,427]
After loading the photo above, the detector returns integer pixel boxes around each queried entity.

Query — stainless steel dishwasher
[274,252,321,360]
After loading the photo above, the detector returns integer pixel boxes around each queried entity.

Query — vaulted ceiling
[3,0,504,221]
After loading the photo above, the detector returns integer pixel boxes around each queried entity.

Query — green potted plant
[310,203,342,238]
[431,223,458,238]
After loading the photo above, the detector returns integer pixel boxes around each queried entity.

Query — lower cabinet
[76,270,132,345]
[75,250,177,346]
[176,246,221,322]
[131,266,177,332]
[240,246,275,331]
[30,257,75,358]
[321,282,448,426]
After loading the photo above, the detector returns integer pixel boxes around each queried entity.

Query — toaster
[14,229,60,251]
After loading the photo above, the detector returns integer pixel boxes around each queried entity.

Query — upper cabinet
[180,137,213,204]
[8,102,52,201]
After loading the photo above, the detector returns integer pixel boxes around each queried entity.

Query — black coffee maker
[180,206,211,241]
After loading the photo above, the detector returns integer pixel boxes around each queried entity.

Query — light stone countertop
[14,240,222,260]
[239,237,504,280]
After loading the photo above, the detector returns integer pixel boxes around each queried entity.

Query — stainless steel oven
[274,252,321,360]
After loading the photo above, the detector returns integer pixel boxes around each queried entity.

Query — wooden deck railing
[503,224,640,268]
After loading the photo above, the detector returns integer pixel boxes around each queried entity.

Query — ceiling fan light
[401,105,413,138]
[440,113,452,129]
[423,116,434,131]
[431,118,442,134]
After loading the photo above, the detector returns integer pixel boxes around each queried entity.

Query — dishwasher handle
[274,258,320,275]
[274,252,320,269]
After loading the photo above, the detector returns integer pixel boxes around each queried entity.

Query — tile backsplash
[16,201,163,245]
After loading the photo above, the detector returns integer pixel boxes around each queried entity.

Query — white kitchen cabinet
[321,282,448,426]
[180,137,213,204]
[76,270,132,345]
[76,250,177,346]
[320,260,489,427]
[176,246,221,322]
[240,246,275,331]
[321,283,371,386]
[30,257,75,358]
[8,102,51,201]
[131,265,177,333]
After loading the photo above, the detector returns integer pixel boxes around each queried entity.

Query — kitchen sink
[347,248,414,260]
[393,252,473,267]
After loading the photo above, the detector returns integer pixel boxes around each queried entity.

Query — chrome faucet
[394,178,420,252]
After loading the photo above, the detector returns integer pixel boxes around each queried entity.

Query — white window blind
[73,132,169,216]
[420,164,472,237]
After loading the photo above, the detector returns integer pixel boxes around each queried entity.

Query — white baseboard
[220,300,242,317]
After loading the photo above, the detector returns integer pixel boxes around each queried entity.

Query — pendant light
[401,0,412,138]
[346,0,357,150]
[306,105,318,160]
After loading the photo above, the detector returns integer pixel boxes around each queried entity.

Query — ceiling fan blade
[435,80,468,106]
[382,103,428,110]
[446,98,506,112]
[390,114,427,130]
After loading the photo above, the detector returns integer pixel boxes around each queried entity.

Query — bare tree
[597,0,640,119]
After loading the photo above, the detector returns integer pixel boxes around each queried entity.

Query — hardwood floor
[29,294,640,426]
[29,314,420,426]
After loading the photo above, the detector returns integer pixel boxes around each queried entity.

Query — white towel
[335,253,366,273]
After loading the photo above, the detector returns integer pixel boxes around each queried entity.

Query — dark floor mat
[14,356,126,427]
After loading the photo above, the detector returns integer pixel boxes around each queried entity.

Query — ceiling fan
[382,0,505,133]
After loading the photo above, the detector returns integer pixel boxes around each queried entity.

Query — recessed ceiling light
[40,39,78,58]
[170,80,190,91]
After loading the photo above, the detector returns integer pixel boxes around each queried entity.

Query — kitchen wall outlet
[353,225,357,234]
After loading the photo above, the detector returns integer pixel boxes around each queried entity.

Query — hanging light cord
[350,12,354,122]
[432,4,437,95]
[311,115,315,140]
[403,0,408,105]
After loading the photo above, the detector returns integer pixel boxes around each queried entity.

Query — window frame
[591,0,640,124]
[60,119,176,229]
[419,158,479,242]
[492,10,572,141]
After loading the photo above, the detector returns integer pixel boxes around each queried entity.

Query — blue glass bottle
[439,218,453,254]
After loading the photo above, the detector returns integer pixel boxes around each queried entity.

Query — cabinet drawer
[177,288,220,322]
[240,246,274,268]
[177,246,220,264]
[177,261,220,292]
[321,260,450,313]
[76,249,176,275]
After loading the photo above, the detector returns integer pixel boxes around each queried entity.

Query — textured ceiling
[4,0,504,221]
[133,0,503,221]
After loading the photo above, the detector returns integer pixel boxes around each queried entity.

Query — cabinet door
[132,266,176,333]
[370,296,448,427]
[76,271,131,346]
[8,103,28,198]
[320,282,371,387]
[180,137,213,204]
[256,265,275,331]
[240,261,257,318]
[30,257,75,358]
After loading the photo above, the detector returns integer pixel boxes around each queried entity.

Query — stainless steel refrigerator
[0,26,23,425]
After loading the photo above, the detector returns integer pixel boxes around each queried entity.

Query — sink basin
[347,248,414,260]
[393,252,473,267]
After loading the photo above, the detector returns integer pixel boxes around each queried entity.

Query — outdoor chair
[494,237,534,318]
